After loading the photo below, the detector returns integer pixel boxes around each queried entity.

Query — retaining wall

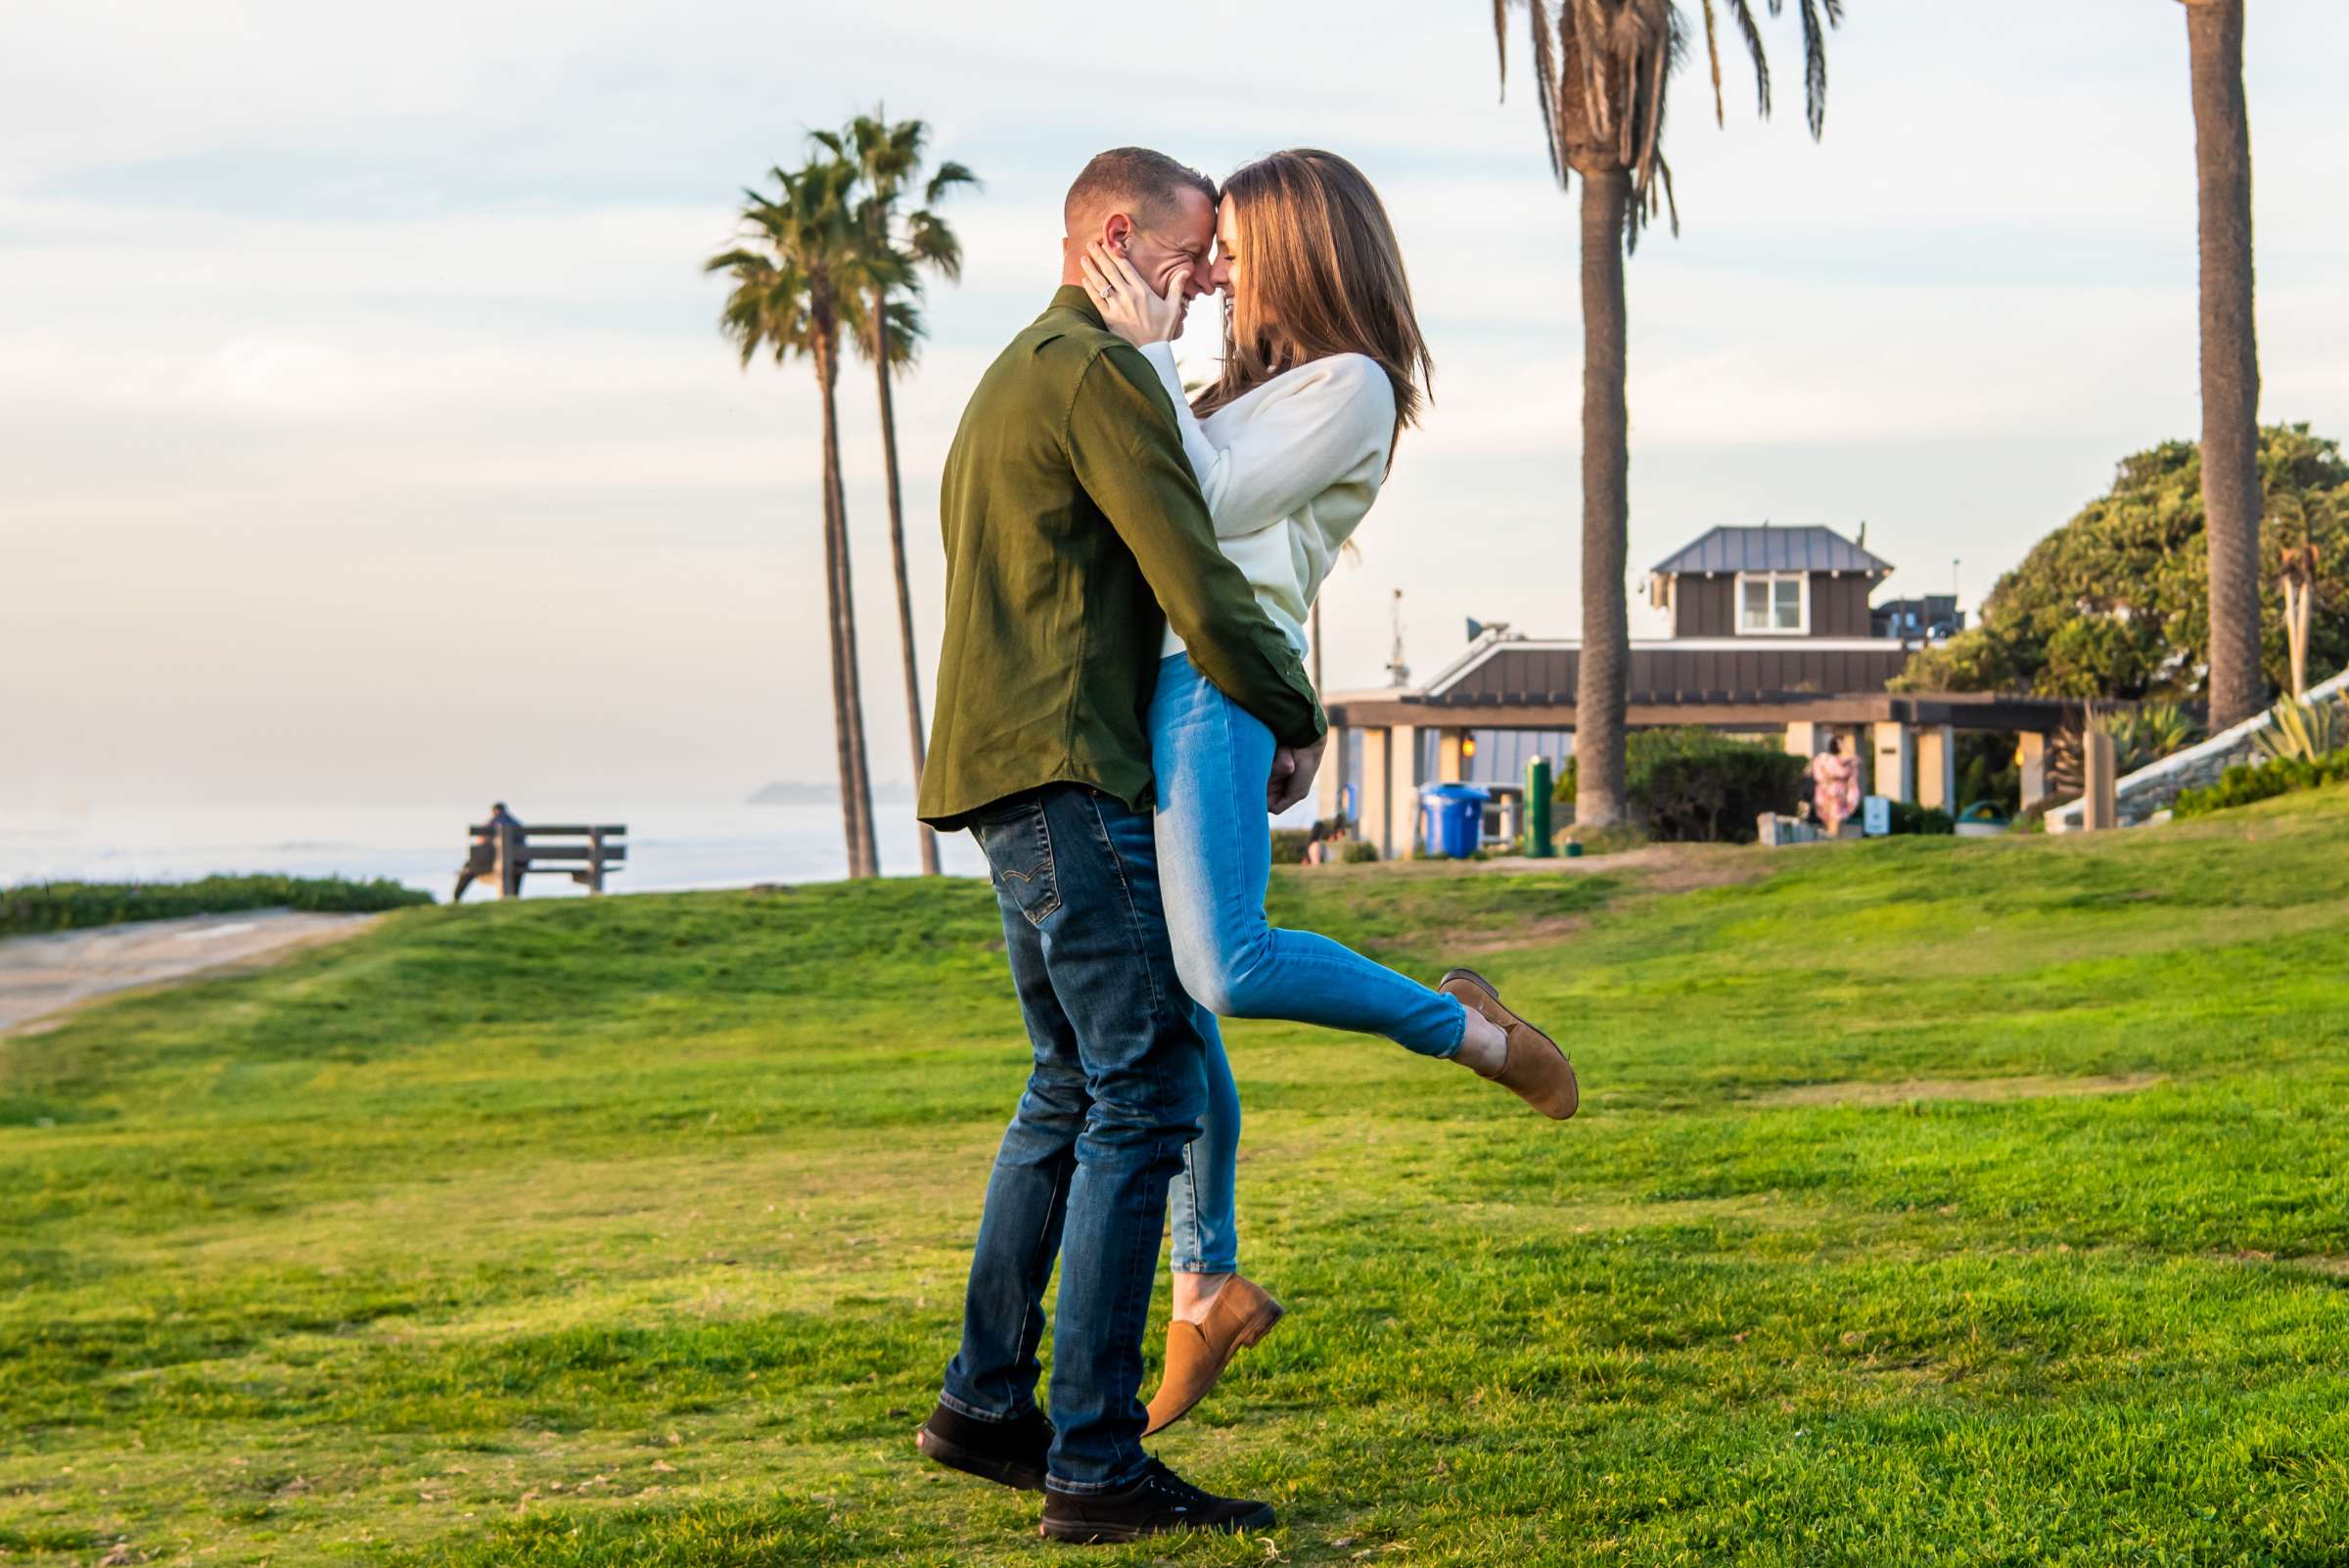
[2049,667,2349,832]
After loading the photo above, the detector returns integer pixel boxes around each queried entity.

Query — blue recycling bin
[1418,783,1491,858]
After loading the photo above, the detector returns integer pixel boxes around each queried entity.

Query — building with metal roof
[1316,523,2076,858]
[1648,523,1895,579]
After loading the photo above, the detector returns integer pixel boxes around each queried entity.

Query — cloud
[7,0,2348,809]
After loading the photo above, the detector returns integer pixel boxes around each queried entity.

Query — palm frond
[905,208,962,281]
[925,160,981,204]
[1798,0,1830,137]
[1699,0,1725,125]
[1528,1,1566,186]
[1730,0,1771,118]
[700,246,764,276]
[1492,0,1510,98]
[881,297,925,369]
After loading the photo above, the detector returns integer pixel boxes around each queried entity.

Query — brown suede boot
[1440,968,1579,1120]
[1142,1274,1284,1437]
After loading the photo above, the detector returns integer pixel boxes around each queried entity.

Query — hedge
[2173,749,2349,820]
[1,876,434,939]
[1560,729,1808,843]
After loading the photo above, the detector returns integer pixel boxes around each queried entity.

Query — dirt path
[0,909,382,1035]
[1473,842,1769,892]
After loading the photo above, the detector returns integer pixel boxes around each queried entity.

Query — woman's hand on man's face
[1080,240,1192,348]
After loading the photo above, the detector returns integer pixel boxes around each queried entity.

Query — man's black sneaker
[1038,1458,1276,1544]
[915,1401,1052,1492]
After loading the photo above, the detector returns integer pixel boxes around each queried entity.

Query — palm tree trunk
[828,458,879,880]
[870,288,941,876]
[1575,167,1633,827]
[2186,0,2264,728]
[814,331,882,878]
[831,432,880,878]
[811,343,862,875]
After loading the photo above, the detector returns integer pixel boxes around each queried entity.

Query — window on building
[1736,572,1807,634]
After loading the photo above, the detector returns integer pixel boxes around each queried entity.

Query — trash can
[1418,783,1490,859]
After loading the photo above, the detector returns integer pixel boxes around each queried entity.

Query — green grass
[0,875,433,938]
[4,789,2347,1566]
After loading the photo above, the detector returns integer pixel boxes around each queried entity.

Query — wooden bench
[455,822,627,900]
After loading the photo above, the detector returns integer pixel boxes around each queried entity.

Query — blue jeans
[1150,653,1467,1273]
[939,784,1208,1494]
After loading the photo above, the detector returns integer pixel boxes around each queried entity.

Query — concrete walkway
[0,909,381,1035]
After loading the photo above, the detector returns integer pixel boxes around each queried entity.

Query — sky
[6,0,2347,811]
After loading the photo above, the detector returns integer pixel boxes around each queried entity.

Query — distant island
[748,780,914,807]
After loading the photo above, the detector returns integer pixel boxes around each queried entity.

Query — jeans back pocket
[972,796,1062,928]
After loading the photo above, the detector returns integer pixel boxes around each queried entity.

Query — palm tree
[1491,0,1839,825]
[705,156,886,879]
[2180,0,2263,729]
[821,113,979,877]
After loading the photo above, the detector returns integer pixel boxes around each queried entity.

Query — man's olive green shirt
[917,287,1324,829]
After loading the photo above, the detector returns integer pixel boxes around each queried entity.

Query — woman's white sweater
[1137,342,1395,659]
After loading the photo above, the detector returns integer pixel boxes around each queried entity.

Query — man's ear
[1102,211,1134,251]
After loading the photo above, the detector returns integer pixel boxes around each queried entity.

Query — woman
[1810,735,1861,838]
[1079,150,1579,1436]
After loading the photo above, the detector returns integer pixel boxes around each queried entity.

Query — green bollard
[1526,757,1555,857]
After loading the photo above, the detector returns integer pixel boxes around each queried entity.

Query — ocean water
[0,801,990,898]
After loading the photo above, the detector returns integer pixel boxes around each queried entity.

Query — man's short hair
[1064,147,1216,235]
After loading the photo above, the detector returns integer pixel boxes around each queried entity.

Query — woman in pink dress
[1809,736,1861,838]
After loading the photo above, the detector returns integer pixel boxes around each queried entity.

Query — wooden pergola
[1316,688,2087,861]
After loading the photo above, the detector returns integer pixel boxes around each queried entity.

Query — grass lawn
[4,790,2347,1566]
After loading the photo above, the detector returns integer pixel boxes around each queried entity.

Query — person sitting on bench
[453,802,522,902]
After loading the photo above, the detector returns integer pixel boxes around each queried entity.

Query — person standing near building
[1809,738,1861,839]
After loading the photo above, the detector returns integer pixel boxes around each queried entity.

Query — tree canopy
[1492,0,1839,246]
[703,157,901,376]
[1894,424,2347,702]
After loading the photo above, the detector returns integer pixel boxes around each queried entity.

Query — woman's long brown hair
[1194,149,1433,461]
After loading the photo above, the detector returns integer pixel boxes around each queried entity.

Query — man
[913,148,1326,1545]
[451,802,522,902]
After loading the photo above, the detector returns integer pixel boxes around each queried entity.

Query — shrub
[1340,841,1379,863]
[1561,823,1650,856]
[1956,731,2022,815]
[2014,794,2077,835]
[1559,729,1807,844]
[0,875,434,938]
[2252,696,2346,764]
[1885,801,1956,836]
[2174,748,2349,819]
[2097,700,2205,773]
[1270,816,1355,866]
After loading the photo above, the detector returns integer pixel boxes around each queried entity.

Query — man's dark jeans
[939,783,1207,1494]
